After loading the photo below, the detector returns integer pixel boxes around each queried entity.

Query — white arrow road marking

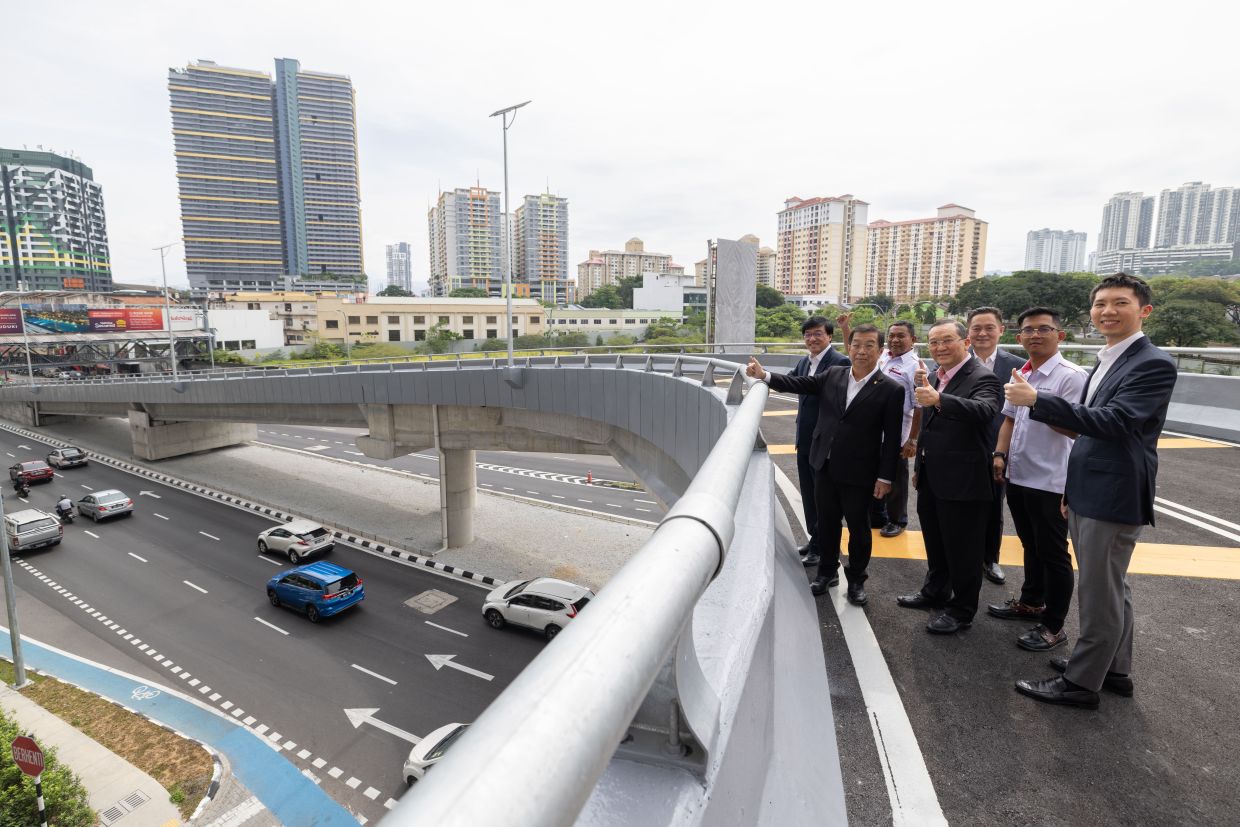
[424,621,468,638]
[199,531,220,541]
[425,654,494,681]
[80,484,92,489]
[127,552,148,562]
[344,708,421,744]
[17,444,29,450]
[139,490,162,498]
[154,513,169,520]
[84,530,100,539]
[184,581,208,594]
[254,617,288,636]
[351,664,397,685]
[4,452,12,458]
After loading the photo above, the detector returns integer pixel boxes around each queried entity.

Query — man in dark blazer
[1007,273,1176,709]
[968,306,1027,585]
[748,324,903,605]
[788,316,850,568]
[896,319,1003,633]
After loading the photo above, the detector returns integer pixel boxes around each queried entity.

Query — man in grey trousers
[1003,273,1177,709]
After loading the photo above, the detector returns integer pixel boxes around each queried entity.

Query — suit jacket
[790,347,850,449]
[913,356,1004,501]
[1029,335,1177,526]
[768,365,903,487]
[974,348,1027,450]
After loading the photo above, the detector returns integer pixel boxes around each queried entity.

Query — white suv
[481,577,594,640]
[257,520,335,563]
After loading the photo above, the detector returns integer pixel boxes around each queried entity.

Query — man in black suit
[1007,273,1177,709]
[787,317,850,568]
[968,306,1027,585]
[748,324,904,605]
[896,319,1003,633]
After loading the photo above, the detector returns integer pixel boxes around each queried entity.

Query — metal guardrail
[386,370,768,825]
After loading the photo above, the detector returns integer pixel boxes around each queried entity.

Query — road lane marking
[304,445,330,451]
[1155,497,1240,532]
[1162,430,1240,447]
[766,444,797,455]
[154,513,169,520]
[526,490,540,495]
[577,499,592,504]
[199,531,220,541]
[127,552,148,562]
[606,503,623,509]
[351,664,398,685]
[254,617,289,635]
[635,499,657,505]
[426,653,493,681]
[258,556,281,565]
[183,580,208,594]
[1153,504,1240,544]
[84,530,99,538]
[636,508,652,512]
[17,444,28,450]
[425,621,468,637]
[80,484,92,489]
[1156,437,1231,449]
[4,452,11,457]
[761,409,797,416]
[552,494,565,499]
[344,451,364,456]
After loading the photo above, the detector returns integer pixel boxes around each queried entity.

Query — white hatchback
[481,577,594,640]
[403,722,468,785]
[257,519,336,563]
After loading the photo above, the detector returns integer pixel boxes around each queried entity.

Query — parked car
[9,461,55,485]
[76,489,134,522]
[481,577,594,640]
[403,723,468,785]
[46,446,88,469]
[257,519,335,564]
[4,508,63,552]
[266,561,364,623]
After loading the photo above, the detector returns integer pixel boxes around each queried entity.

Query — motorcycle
[56,503,75,524]
[13,479,30,498]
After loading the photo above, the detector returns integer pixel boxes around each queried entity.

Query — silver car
[403,723,468,785]
[77,489,134,522]
[257,519,335,563]
[46,446,88,469]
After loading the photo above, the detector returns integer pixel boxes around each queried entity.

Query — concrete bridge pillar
[128,409,257,461]
[443,448,476,548]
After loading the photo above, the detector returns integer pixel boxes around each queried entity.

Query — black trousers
[1006,482,1075,633]
[983,477,1007,567]
[869,457,909,526]
[813,459,875,584]
[796,447,819,553]
[917,463,988,622]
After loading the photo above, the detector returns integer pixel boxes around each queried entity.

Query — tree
[580,285,624,309]
[756,285,785,308]
[755,304,807,338]
[417,323,461,354]
[616,276,644,309]
[1144,300,1239,346]
[950,270,1097,326]
[858,293,895,314]
[377,285,413,297]
[448,287,490,298]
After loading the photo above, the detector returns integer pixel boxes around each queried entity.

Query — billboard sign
[0,305,167,335]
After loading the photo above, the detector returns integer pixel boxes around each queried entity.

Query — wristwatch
[991,451,1007,459]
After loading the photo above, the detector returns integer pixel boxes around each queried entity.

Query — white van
[5,508,63,552]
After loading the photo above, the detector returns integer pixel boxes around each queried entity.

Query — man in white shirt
[873,321,922,537]
[987,307,1088,653]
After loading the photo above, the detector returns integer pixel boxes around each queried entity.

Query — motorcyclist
[56,494,74,517]
[13,477,30,497]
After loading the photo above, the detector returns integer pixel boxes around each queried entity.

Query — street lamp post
[335,310,352,359]
[489,100,531,367]
[154,242,180,380]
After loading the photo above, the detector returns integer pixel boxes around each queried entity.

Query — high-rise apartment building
[775,195,868,302]
[1155,182,1240,247]
[515,192,569,304]
[168,59,363,296]
[864,204,988,300]
[574,238,679,300]
[427,186,504,296]
[1,148,111,291]
[385,242,412,292]
[1024,229,1087,274]
[1097,192,1154,253]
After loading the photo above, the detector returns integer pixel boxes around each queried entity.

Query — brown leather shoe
[987,598,1045,621]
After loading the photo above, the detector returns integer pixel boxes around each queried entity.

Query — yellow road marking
[1157,437,1231,449]
[849,529,1240,580]
[767,444,797,454]
[762,410,797,416]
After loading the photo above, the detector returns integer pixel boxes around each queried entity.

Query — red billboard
[0,309,19,335]
[87,308,165,332]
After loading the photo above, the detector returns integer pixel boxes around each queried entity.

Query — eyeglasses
[927,337,961,348]
[803,331,828,339]
[1018,326,1059,336]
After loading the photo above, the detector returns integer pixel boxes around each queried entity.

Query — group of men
[747,272,1178,709]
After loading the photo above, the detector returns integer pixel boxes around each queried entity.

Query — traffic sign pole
[35,773,47,827]
[1,489,29,688]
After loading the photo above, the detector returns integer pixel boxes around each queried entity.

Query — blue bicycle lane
[1,627,359,827]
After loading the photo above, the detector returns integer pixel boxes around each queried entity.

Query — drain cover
[405,589,458,614]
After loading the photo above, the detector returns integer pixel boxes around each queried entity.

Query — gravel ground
[22,416,653,590]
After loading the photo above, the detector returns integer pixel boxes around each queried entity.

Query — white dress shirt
[976,349,998,372]
[846,365,881,409]
[1086,331,1145,404]
[878,349,919,444]
[806,348,826,375]
[1001,352,1089,494]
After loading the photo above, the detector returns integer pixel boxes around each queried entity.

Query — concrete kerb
[0,420,508,589]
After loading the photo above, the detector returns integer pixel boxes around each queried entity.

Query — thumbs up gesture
[746,357,766,380]
[913,367,940,407]
[1004,367,1037,407]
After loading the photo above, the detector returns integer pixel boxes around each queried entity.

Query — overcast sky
[7,0,1239,292]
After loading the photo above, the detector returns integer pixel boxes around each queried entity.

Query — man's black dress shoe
[896,592,939,609]
[1049,656,1134,697]
[796,542,812,557]
[801,552,821,568]
[1014,675,1099,709]
[879,522,905,538]
[926,613,971,634]
[983,562,1006,584]
[987,598,1045,620]
[846,583,868,606]
[1016,624,1067,652]
[810,574,839,595]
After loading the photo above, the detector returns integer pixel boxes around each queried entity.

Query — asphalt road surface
[0,429,547,823]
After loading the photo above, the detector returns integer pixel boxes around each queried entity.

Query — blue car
[266,561,364,623]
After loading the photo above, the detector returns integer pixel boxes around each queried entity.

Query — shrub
[0,713,94,827]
